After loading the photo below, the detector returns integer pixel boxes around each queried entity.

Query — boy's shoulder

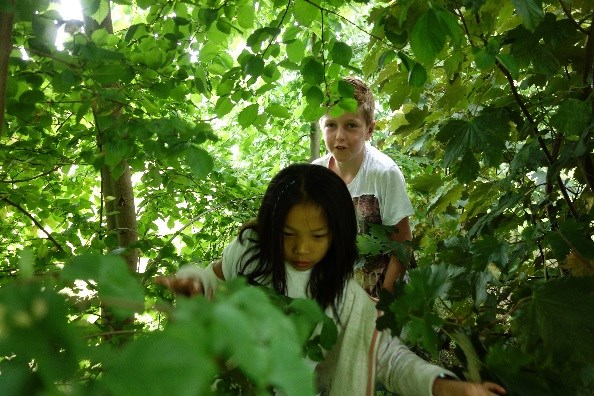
[312,154,331,167]
[364,144,398,173]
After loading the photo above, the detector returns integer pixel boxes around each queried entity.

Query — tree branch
[496,59,580,219]
[558,0,589,34]
[0,196,66,252]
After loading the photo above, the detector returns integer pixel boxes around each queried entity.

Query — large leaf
[330,41,352,66]
[62,254,144,319]
[186,146,214,179]
[293,0,318,27]
[521,276,594,362]
[300,57,325,85]
[512,0,545,31]
[238,103,259,127]
[410,9,446,65]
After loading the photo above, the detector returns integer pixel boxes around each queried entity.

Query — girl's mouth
[292,261,311,269]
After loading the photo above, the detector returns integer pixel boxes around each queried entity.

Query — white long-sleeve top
[177,233,456,395]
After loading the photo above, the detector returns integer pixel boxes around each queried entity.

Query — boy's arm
[382,216,412,292]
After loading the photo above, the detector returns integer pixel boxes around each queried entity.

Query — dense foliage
[1,0,593,394]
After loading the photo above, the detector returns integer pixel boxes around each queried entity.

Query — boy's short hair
[344,76,375,126]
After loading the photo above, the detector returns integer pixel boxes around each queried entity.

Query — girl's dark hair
[238,163,358,311]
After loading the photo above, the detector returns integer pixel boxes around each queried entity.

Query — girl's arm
[376,331,506,396]
[154,259,225,297]
[432,378,506,396]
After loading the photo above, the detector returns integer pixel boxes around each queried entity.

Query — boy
[312,77,414,298]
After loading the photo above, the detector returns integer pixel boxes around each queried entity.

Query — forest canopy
[1,0,593,394]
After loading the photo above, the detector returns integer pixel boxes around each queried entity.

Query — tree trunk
[309,121,320,162]
[0,1,15,139]
[83,0,138,271]
[84,0,138,342]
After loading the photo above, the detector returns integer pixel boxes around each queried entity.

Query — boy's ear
[367,121,375,138]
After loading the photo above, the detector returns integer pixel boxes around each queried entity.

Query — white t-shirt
[313,143,414,295]
[313,142,414,229]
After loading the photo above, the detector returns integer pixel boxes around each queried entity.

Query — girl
[157,163,505,396]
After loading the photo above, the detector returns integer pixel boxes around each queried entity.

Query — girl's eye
[283,231,294,237]
[313,234,328,239]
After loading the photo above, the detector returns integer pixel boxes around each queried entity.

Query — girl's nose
[295,238,309,254]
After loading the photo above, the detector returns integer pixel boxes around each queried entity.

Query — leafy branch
[0,196,66,253]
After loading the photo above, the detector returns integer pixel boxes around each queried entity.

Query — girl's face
[283,202,332,271]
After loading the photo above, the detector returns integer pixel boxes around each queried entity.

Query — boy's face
[319,107,373,166]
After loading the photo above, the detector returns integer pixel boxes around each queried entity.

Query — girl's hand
[153,275,203,297]
[432,378,507,396]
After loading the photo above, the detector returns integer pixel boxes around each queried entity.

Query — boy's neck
[329,150,365,185]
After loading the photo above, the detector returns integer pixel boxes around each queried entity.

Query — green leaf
[18,249,34,279]
[62,254,144,319]
[238,103,259,127]
[91,64,134,85]
[549,99,591,137]
[237,2,255,29]
[265,103,291,119]
[286,38,307,64]
[408,62,427,87]
[52,69,82,92]
[528,276,594,361]
[104,140,129,168]
[19,89,45,104]
[97,257,144,319]
[215,96,235,118]
[144,47,164,69]
[557,219,594,260]
[293,0,318,27]
[0,283,82,383]
[246,27,280,51]
[473,48,496,70]
[244,55,264,77]
[103,331,216,395]
[186,146,214,179]
[410,9,446,65]
[286,298,323,343]
[496,53,519,79]
[304,86,325,107]
[329,41,352,67]
[512,0,544,31]
[31,14,58,48]
[198,8,218,30]
[437,8,462,46]
[300,57,324,85]
[450,331,483,382]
